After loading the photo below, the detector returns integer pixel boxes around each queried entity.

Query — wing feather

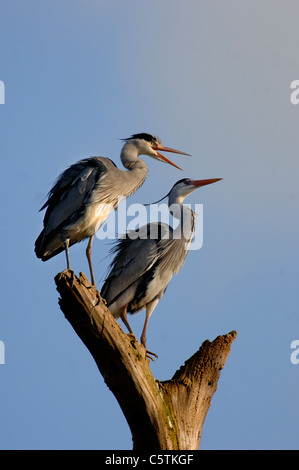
[35,157,112,258]
[101,223,172,305]
[41,158,108,235]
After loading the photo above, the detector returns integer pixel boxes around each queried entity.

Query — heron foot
[145,349,158,361]
[58,268,75,287]
[89,291,103,326]
[128,332,137,343]
[94,291,102,307]
[69,269,75,288]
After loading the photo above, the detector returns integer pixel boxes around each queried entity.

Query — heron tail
[34,229,64,261]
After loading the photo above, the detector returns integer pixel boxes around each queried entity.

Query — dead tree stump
[55,269,236,450]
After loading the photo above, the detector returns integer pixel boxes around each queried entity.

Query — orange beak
[153,144,191,171]
[191,178,222,187]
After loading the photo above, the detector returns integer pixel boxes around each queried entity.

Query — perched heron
[101,177,222,356]
[35,133,189,285]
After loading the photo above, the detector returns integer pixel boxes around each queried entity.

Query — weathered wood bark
[55,269,236,450]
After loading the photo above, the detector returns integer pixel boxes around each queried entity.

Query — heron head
[169,178,222,204]
[122,133,190,170]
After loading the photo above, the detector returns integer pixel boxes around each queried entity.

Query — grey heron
[101,177,222,356]
[35,133,189,285]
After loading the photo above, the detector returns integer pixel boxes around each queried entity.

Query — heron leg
[141,302,159,360]
[140,315,149,349]
[121,304,134,335]
[64,238,71,269]
[64,238,75,287]
[86,235,96,286]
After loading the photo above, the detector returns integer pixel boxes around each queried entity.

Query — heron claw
[59,268,75,287]
[69,269,75,288]
[95,291,101,306]
[146,349,158,361]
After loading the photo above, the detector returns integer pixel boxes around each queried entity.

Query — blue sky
[0,0,299,450]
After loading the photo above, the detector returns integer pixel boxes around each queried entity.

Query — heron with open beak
[35,133,189,285]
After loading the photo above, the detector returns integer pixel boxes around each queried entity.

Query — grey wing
[41,157,108,235]
[101,222,174,305]
[101,233,160,305]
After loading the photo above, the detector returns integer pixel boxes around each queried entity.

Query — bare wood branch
[55,269,236,450]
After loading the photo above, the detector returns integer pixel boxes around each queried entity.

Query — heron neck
[120,142,144,167]
[120,143,148,196]
[169,197,196,242]
[168,192,184,219]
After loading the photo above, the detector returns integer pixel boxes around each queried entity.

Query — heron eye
[184,179,191,185]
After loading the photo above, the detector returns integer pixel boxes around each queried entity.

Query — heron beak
[191,178,222,187]
[153,144,191,171]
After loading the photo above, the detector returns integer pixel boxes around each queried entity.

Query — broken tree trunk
[55,269,236,450]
